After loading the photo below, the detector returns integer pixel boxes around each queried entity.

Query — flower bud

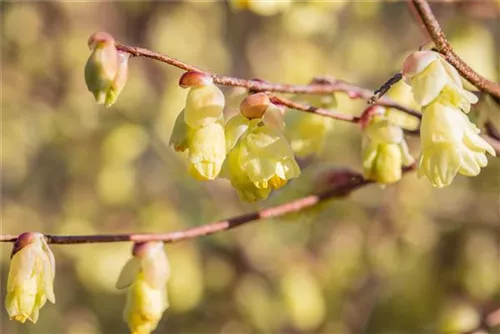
[179,71,213,89]
[240,93,270,119]
[117,242,170,334]
[85,32,129,107]
[6,232,55,324]
[104,51,130,107]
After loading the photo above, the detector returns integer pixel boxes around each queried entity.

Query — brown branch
[115,43,420,120]
[0,166,417,245]
[267,94,360,123]
[411,0,500,98]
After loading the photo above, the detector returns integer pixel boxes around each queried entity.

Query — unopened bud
[240,93,270,119]
[84,32,129,107]
[88,31,115,50]
[11,232,42,257]
[179,71,213,88]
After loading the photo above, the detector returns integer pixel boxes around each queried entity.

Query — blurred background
[1,1,499,333]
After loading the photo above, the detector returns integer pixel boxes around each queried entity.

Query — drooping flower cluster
[116,242,171,334]
[169,72,226,180]
[5,232,55,324]
[168,73,301,201]
[84,32,129,107]
[402,51,495,187]
[360,106,415,184]
[221,93,301,202]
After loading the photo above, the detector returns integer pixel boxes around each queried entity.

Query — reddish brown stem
[115,43,420,119]
[411,0,500,98]
[0,167,422,245]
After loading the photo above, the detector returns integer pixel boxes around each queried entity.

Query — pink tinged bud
[240,93,270,119]
[11,232,43,257]
[85,32,128,107]
[402,51,440,83]
[116,242,170,290]
[88,31,115,50]
[179,71,213,88]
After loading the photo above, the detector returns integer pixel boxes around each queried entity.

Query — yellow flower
[84,32,129,107]
[222,114,301,202]
[170,73,227,180]
[418,102,495,187]
[361,113,414,184]
[188,121,226,180]
[402,51,477,110]
[5,232,55,324]
[117,242,170,334]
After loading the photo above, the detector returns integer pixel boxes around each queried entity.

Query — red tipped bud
[12,232,44,257]
[87,31,115,50]
[240,93,270,119]
[179,71,213,88]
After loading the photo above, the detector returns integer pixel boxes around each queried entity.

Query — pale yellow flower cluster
[221,94,301,202]
[403,51,495,187]
[169,77,301,202]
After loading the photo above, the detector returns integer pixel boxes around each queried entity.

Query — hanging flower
[117,242,170,334]
[418,102,495,187]
[402,50,495,187]
[402,50,478,111]
[222,94,300,202]
[169,72,226,180]
[5,232,55,324]
[361,108,414,184]
[84,32,129,107]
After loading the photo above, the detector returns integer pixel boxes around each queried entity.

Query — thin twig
[369,72,403,104]
[0,166,417,245]
[115,43,420,119]
[411,0,500,98]
[267,94,360,123]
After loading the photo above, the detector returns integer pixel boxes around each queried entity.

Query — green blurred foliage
[1,1,499,333]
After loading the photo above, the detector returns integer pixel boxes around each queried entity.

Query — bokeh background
[1,1,499,333]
